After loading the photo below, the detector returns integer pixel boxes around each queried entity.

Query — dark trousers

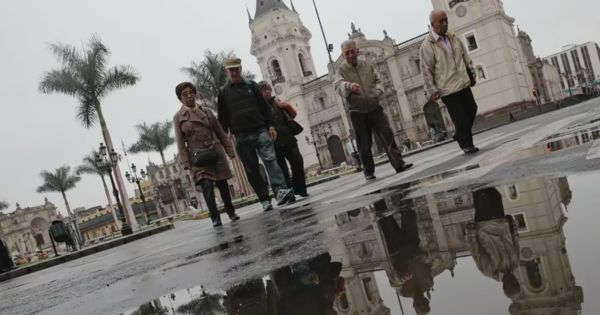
[198,179,235,221]
[441,87,478,149]
[351,151,362,170]
[350,106,405,176]
[275,144,307,196]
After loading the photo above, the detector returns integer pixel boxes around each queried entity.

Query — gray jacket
[334,60,383,113]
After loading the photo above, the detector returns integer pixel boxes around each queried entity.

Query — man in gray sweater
[335,40,413,181]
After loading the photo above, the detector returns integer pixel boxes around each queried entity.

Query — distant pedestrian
[217,57,295,211]
[258,81,308,198]
[335,40,413,181]
[345,134,362,172]
[420,9,479,154]
[173,82,239,227]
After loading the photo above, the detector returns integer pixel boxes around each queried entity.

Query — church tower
[431,0,535,113]
[248,0,319,167]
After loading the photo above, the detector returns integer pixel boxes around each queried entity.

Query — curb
[0,223,175,283]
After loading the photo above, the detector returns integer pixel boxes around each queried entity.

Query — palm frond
[37,166,81,194]
[39,69,84,96]
[129,121,174,155]
[101,65,139,95]
[74,95,98,128]
[48,42,84,69]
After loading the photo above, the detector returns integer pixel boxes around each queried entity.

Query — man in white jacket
[420,10,479,154]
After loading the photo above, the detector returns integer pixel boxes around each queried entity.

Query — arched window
[525,259,544,289]
[272,59,283,78]
[299,54,311,76]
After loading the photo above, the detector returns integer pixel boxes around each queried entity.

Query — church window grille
[464,32,479,52]
[271,59,283,79]
[513,213,528,231]
[525,259,544,289]
[362,277,375,302]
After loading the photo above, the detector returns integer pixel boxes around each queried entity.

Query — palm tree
[76,150,120,228]
[181,50,256,110]
[130,121,175,167]
[37,166,82,250]
[129,120,179,215]
[39,34,140,231]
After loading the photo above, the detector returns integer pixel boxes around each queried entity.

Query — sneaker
[262,201,273,211]
[276,188,295,206]
[228,213,240,222]
[212,218,223,227]
[298,192,310,198]
[462,146,479,154]
[365,174,377,181]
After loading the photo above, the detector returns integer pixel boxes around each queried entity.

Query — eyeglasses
[181,91,196,98]
[227,67,241,72]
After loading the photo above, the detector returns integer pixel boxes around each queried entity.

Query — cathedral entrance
[327,136,346,166]
[423,101,447,139]
[34,234,45,249]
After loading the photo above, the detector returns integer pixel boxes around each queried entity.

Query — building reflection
[127,176,583,315]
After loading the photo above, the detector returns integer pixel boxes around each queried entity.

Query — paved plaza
[1,98,600,314]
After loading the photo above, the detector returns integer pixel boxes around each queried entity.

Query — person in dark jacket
[258,81,308,197]
[217,57,295,211]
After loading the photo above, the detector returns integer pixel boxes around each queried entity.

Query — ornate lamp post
[125,163,151,225]
[305,134,323,171]
[96,143,133,236]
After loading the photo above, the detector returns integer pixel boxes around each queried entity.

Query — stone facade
[248,0,538,169]
[0,199,58,256]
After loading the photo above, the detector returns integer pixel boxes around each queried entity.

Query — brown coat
[174,105,235,184]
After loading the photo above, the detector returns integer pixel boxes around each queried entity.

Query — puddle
[126,170,599,314]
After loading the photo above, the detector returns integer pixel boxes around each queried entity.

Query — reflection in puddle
[128,172,590,314]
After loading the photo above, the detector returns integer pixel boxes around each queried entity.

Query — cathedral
[247,0,537,170]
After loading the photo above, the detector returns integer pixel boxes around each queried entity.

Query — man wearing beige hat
[217,57,295,211]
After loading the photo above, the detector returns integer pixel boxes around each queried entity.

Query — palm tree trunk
[97,104,139,231]
[159,150,181,215]
[100,175,120,229]
[61,191,80,251]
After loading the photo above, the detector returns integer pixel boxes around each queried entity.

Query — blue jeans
[235,129,288,202]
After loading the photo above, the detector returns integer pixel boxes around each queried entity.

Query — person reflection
[378,210,433,315]
[223,279,268,315]
[466,187,521,298]
[270,252,344,315]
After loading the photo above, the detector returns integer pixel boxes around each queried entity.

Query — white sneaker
[276,189,295,206]
[262,200,273,211]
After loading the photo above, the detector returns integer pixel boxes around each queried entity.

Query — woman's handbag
[287,119,304,136]
[190,108,219,167]
[191,146,218,167]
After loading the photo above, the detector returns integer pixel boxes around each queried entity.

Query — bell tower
[248,0,319,167]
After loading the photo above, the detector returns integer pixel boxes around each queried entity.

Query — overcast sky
[1,0,599,215]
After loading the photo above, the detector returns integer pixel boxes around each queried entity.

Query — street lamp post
[125,163,151,225]
[96,143,133,236]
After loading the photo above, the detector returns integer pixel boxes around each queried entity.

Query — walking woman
[258,81,308,197]
[173,82,240,227]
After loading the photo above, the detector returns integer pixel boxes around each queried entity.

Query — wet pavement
[2,99,600,314]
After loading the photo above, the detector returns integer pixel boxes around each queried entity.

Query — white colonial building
[247,0,539,170]
[0,199,58,257]
[544,41,600,95]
